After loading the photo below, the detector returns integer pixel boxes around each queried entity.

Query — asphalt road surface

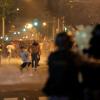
[0,56,48,100]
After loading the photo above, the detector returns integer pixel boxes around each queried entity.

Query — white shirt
[20,50,30,62]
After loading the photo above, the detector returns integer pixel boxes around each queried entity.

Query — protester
[31,40,40,70]
[19,46,31,71]
[35,41,41,66]
[81,24,100,100]
[43,32,82,100]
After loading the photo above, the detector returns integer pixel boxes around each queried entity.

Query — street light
[17,32,21,34]
[42,22,48,37]
[42,22,47,27]
[13,32,17,35]
[22,28,27,32]
[33,22,38,27]
[25,23,33,29]
[16,8,20,11]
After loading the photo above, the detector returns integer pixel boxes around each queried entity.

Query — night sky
[14,0,100,24]
[16,0,48,20]
[0,0,100,33]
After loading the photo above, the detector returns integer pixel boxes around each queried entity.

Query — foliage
[0,0,16,17]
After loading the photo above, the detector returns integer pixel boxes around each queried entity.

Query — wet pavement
[0,56,48,100]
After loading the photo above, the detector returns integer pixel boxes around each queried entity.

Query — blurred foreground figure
[81,24,100,100]
[43,32,82,100]
[83,24,100,59]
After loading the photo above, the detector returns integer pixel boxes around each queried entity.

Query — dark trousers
[31,53,38,68]
[21,62,31,69]
[37,54,40,65]
[84,89,100,100]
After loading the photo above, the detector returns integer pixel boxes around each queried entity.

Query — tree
[0,0,16,37]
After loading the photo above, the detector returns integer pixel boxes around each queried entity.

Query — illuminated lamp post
[25,23,33,29]
[42,22,47,27]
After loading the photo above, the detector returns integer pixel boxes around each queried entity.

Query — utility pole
[56,17,60,33]
[52,17,56,40]
[2,6,6,37]
[2,17,5,37]
[62,16,65,31]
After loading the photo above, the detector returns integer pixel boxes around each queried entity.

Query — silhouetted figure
[31,40,40,70]
[83,24,100,59]
[20,46,31,71]
[43,32,81,100]
[81,24,100,100]
[35,42,41,66]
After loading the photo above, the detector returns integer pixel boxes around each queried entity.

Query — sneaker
[34,68,37,71]
[20,67,23,72]
[32,67,35,70]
